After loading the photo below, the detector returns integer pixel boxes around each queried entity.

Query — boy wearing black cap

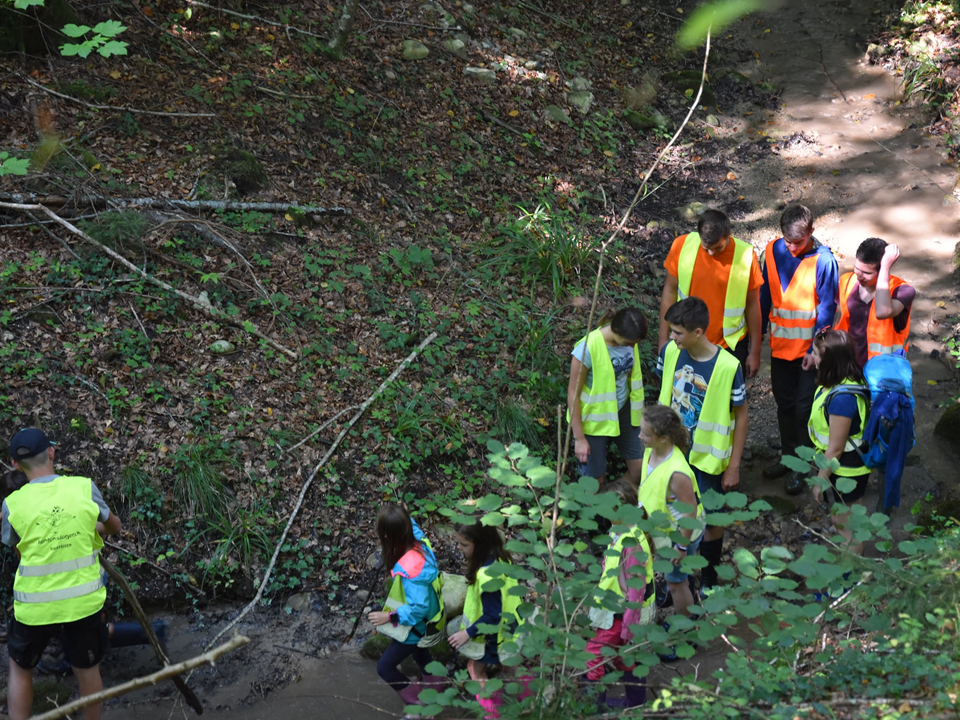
[3,428,121,720]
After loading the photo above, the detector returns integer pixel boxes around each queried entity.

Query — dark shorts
[8,610,108,670]
[578,404,643,480]
[694,467,726,525]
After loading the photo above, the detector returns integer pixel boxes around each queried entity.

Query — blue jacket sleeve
[466,590,503,638]
[812,251,839,353]
[760,257,771,336]
[410,517,426,543]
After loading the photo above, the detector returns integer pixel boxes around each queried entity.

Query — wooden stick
[0,201,299,359]
[202,332,440,652]
[27,635,247,720]
[0,192,349,215]
[99,557,204,715]
[23,77,216,118]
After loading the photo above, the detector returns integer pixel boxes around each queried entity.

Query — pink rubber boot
[397,682,424,706]
[476,689,503,719]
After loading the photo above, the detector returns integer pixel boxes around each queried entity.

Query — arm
[723,403,748,491]
[812,413,854,505]
[759,260,771,337]
[805,251,840,371]
[658,273,679,351]
[874,245,906,320]
[567,355,591,464]
[97,512,121,537]
[745,287,761,378]
[450,589,503,649]
[394,575,433,627]
[668,472,699,566]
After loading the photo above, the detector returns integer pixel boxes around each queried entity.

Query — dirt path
[37,1,958,718]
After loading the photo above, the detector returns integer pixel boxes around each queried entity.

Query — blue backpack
[825,353,915,512]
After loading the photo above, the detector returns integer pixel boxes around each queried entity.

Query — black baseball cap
[9,428,56,461]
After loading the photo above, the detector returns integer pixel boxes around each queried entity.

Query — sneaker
[784,472,806,496]
[763,461,791,480]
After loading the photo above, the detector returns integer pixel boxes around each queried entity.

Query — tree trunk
[327,0,360,59]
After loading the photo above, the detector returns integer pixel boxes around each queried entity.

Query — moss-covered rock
[361,632,392,659]
[935,402,960,449]
[34,678,74,712]
[661,71,716,106]
[216,149,268,195]
[623,109,669,132]
[757,494,799,515]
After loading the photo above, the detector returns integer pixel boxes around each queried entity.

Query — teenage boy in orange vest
[656,298,748,596]
[759,206,839,495]
[836,238,914,367]
[658,210,764,379]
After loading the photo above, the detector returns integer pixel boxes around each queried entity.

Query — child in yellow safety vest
[449,521,522,719]
[584,479,654,709]
[367,503,446,709]
[567,308,648,487]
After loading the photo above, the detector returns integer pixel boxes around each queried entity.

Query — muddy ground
[3,0,959,717]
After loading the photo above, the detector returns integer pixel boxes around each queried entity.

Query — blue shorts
[695,467,726,526]
[578,404,643,480]
[663,532,703,584]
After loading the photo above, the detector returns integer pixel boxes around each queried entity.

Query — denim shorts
[663,532,703,584]
[694,467,726,524]
[578,404,643,480]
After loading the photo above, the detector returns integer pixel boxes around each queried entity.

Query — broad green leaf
[480,511,504,527]
[476,494,502,511]
[62,24,91,38]
[723,491,748,509]
[424,662,447,676]
[781,454,811,473]
[93,20,126,37]
[61,42,93,58]
[733,547,759,579]
[0,155,29,176]
[835,477,857,493]
[14,0,45,6]
[97,40,128,57]
[677,0,767,49]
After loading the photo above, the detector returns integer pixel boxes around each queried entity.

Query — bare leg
[8,658,34,720]
[72,664,104,720]
[832,503,864,556]
[624,458,643,486]
[667,579,694,617]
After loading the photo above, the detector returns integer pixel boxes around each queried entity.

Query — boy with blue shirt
[759,206,839,494]
[655,298,748,594]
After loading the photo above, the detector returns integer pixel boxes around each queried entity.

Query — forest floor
[0,0,959,717]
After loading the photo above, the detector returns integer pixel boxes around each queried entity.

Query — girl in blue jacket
[368,503,445,707]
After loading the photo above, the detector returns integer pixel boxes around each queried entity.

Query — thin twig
[24,210,80,260]
[187,0,326,38]
[817,44,848,103]
[201,332,439,652]
[284,406,359,454]
[103,540,206,597]
[28,635,247,720]
[0,201,298,359]
[23,77,216,118]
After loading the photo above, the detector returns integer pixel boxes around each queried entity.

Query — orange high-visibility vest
[836,272,911,360]
[765,241,819,361]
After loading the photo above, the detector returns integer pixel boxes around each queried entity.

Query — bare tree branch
[24,77,216,118]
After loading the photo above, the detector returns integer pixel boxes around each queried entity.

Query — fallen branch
[0,201,299,359]
[283,405,359,454]
[0,193,349,215]
[23,77,216,118]
[99,557,204,714]
[27,634,247,720]
[202,332,439,652]
[187,0,326,39]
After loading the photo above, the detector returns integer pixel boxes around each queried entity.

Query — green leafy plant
[60,20,128,57]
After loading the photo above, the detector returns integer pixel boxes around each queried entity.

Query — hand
[722,464,740,491]
[368,611,391,627]
[672,545,687,566]
[801,353,817,372]
[574,437,590,464]
[880,244,900,270]
[448,629,471,649]
[746,347,761,379]
[812,484,823,505]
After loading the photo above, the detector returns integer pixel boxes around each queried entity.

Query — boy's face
[700,235,731,257]
[854,259,880,288]
[784,229,814,257]
[669,323,702,350]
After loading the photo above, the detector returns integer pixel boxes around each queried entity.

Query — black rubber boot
[111,620,167,650]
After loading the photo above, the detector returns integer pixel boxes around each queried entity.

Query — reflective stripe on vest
[836,272,911,361]
[807,381,870,477]
[765,241,821,361]
[14,578,105,604]
[657,342,740,474]
[677,233,753,348]
[568,328,645,436]
[18,550,100,577]
[5,475,106,625]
